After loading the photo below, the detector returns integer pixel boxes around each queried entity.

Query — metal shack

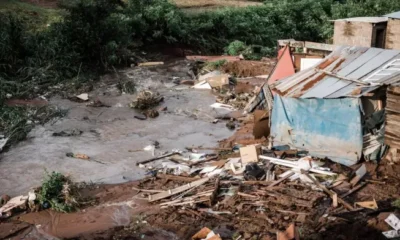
[269,46,400,166]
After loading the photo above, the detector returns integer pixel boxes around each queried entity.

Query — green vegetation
[38,171,79,212]
[393,199,400,208]
[0,0,62,31]
[0,0,400,146]
[0,106,66,149]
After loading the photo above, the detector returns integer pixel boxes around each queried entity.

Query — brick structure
[333,17,387,48]
[385,16,400,50]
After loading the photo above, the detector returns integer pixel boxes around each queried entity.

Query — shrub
[38,171,79,213]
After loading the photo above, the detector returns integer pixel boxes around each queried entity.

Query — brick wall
[333,21,373,47]
[386,18,400,50]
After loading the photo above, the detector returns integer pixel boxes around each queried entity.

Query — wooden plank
[148,178,210,202]
[156,174,198,183]
[305,41,335,51]
[267,172,295,188]
[340,182,368,198]
[188,156,218,167]
[300,170,354,211]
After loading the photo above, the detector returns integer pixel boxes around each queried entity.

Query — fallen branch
[136,152,179,166]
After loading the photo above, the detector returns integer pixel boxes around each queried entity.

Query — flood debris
[86,99,110,107]
[130,90,164,110]
[0,195,27,218]
[0,136,8,152]
[66,152,106,164]
[76,93,89,101]
[383,214,400,238]
[138,62,164,67]
[52,129,83,137]
[355,199,378,210]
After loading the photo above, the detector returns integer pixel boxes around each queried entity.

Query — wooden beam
[148,178,210,202]
[301,170,354,211]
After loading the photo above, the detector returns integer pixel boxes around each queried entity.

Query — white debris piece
[210,103,236,111]
[161,162,191,175]
[383,214,400,238]
[76,93,89,101]
[259,155,336,176]
[386,214,400,231]
[193,80,212,89]
[0,137,8,152]
[0,195,27,217]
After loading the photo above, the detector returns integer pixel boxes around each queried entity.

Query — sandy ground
[0,59,233,196]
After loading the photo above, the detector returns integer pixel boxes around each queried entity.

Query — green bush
[38,171,79,213]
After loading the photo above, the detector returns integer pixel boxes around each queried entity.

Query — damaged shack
[268,46,400,166]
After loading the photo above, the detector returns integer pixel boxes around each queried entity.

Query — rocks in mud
[145,109,159,118]
[0,195,10,207]
[130,90,163,110]
[226,119,236,130]
[87,99,110,108]
[52,129,83,137]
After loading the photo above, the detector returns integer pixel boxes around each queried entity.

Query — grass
[0,0,62,31]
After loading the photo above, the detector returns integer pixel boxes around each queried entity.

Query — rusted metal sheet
[271,96,362,166]
[271,46,400,98]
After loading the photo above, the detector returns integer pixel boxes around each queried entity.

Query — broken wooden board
[136,152,180,166]
[156,173,198,183]
[138,62,164,67]
[350,164,366,186]
[355,199,378,210]
[277,223,300,240]
[148,178,210,202]
[301,170,354,211]
[0,195,27,216]
[240,145,261,164]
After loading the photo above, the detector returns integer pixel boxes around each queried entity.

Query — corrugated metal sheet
[332,17,388,23]
[271,95,362,166]
[271,46,400,98]
[385,11,400,19]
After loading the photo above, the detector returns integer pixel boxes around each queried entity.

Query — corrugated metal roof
[332,17,388,23]
[385,11,400,19]
[271,46,400,98]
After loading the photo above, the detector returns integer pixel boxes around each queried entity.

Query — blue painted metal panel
[271,95,363,166]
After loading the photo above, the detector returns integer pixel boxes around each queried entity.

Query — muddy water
[0,60,232,196]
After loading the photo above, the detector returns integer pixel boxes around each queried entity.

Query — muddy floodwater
[0,59,233,196]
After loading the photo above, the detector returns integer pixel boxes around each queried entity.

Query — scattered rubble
[1,53,400,240]
[130,90,164,110]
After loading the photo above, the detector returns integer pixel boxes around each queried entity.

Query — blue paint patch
[271,95,362,166]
